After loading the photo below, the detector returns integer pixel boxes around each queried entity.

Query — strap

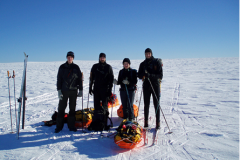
[67,69,73,78]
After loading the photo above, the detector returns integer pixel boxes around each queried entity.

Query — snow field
[0,57,238,159]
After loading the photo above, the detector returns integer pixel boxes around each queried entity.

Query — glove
[144,70,150,78]
[113,79,118,85]
[77,90,83,97]
[89,88,93,95]
[122,79,129,85]
[58,90,63,100]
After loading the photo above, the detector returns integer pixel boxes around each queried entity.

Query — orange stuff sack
[117,104,138,118]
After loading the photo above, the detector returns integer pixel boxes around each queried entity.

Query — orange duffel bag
[117,104,138,118]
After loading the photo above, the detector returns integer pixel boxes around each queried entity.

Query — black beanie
[66,51,74,59]
[99,53,106,58]
[122,58,131,65]
[145,48,153,56]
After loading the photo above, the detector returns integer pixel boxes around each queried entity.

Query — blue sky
[0,0,238,63]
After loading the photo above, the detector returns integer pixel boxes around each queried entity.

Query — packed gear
[75,108,94,128]
[43,111,68,126]
[117,104,139,119]
[43,108,94,128]
[87,109,113,131]
[114,119,143,149]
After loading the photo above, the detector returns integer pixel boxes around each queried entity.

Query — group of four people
[55,48,163,133]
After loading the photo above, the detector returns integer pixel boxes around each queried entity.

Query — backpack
[88,109,113,132]
[43,111,68,126]
[154,58,163,67]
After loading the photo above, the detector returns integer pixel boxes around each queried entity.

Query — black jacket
[138,56,163,87]
[117,68,137,91]
[90,62,114,92]
[57,61,83,91]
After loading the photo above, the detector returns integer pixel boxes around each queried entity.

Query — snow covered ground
[0,57,239,160]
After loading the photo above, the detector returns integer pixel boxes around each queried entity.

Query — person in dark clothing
[88,53,114,131]
[114,58,137,121]
[55,51,83,133]
[138,48,163,129]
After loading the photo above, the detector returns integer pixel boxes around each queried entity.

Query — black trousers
[93,88,109,122]
[143,84,160,123]
[56,90,77,130]
[120,89,135,120]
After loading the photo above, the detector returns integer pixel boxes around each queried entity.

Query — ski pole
[136,83,143,122]
[12,70,17,127]
[110,84,115,127]
[81,72,84,132]
[124,84,134,121]
[87,90,89,110]
[7,71,13,133]
[147,78,172,134]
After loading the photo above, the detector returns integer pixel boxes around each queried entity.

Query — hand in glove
[58,90,63,100]
[144,70,150,78]
[77,90,83,97]
[113,79,118,85]
[122,79,130,85]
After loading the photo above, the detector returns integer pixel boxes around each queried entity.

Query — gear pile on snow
[43,108,94,128]
[43,94,119,128]
[114,119,143,149]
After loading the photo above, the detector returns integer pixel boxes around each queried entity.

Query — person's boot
[144,120,148,128]
[55,128,62,133]
[69,127,77,132]
[156,122,160,130]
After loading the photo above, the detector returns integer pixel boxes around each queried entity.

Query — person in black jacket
[88,53,114,131]
[55,51,83,133]
[138,48,163,129]
[114,58,137,121]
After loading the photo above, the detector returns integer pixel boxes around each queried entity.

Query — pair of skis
[16,53,28,139]
[143,128,159,146]
[7,70,17,133]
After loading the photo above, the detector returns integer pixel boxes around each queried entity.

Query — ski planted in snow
[22,58,27,129]
[16,52,28,139]
[152,128,160,145]
[12,70,18,127]
[143,128,150,145]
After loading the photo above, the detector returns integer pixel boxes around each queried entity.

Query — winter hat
[145,48,153,56]
[122,58,131,65]
[99,53,106,58]
[66,51,74,59]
